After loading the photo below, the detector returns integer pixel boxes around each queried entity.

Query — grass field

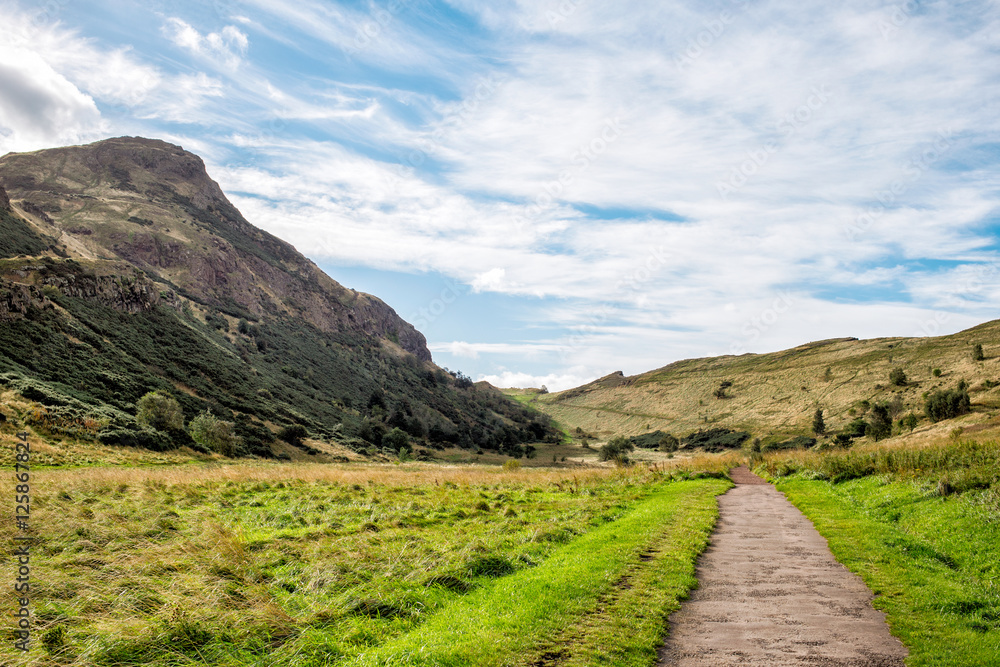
[760,441,1000,666]
[1,461,731,666]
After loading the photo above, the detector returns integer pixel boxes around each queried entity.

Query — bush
[278,424,308,447]
[598,436,635,463]
[845,418,869,438]
[136,392,184,432]
[682,428,750,452]
[382,427,410,453]
[658,433,679,452]
[889,367,907,387]
[189,411,238,456]
[932,368,942,377]
[925,387,971,422]
[973,343,985,361]
[98,426,172,451]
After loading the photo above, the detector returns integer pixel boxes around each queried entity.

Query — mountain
[0,137,553,459]
[527,324,1000,447]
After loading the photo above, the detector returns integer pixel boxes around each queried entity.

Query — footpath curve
[658,466,908,666]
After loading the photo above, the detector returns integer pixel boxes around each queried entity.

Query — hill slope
[0,137,552,459]
[531,325,1000,444]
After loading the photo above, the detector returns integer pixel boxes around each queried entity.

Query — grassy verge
[348,478,730,667]
[765,442,1000,666]
[1,463,728,666]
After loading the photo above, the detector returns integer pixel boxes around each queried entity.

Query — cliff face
[0,184,9,211]
[0,137,429,360]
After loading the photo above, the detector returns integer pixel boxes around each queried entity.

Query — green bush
[973,343,985,361]
[189,411,238,456]
[136,392,184,432]
[925,387,971,422]
[889,367,907,387]
[598,436,635,463]
[98,426,171,451]
[812,408,825,435]
[278,424,308,447]
[682,428,750,452]
[382,427,410,453]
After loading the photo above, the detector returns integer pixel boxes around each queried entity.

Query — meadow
[0,459,734,666]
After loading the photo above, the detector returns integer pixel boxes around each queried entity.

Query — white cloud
[477,370,595,392]
[163,18,249,69]
[0,46,101,153]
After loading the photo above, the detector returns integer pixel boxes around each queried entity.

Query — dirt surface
[658,466,908,666]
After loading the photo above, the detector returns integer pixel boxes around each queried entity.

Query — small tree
[889,367,907,387]
[866,403,892,441]
[382,427,410,453]
[598,436,635,463]
[899,412,918,432]
[812,408,825,435]
[189,411,237,456]
[973,343,985,361]
[925,386,971,422]
[136,392,184,432]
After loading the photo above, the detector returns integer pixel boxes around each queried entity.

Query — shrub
[382,427,410,453]
[925,387,971,422]
[278,424,308,447]
[136,392,184,432]
[973,343,985,361]
[932,368,942,377]
[189,411,238,456]
[845,418,869,438]
[598,436,635,463]
[898,412,918,432]
[98,426,172,451]
[682,428,750,452]
[658,433,679,452]
[713,380,732,399]
[889,367,907,387]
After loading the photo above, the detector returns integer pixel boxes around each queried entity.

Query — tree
[925,387,971,422]
[973,343,985,361]
[866,403,892,441]
[898,412,918,433]
[889,367,907,387]
[189,411,238,456]
[136,392,184,432]
[812,408,825,435]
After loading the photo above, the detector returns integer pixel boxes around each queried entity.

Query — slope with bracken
[529,324,1000,447]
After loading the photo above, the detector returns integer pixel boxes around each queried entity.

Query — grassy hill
[0,137,555,462]
[525,322,1000,447]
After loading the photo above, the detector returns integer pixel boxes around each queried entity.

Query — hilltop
[524,323,1000,448]
[0,137,554,463]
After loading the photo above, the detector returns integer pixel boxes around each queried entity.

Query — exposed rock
[0,185,9,211]
[0,137,432,361]
[0,281,49,322]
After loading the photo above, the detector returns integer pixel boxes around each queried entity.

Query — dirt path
[658,467,908,666]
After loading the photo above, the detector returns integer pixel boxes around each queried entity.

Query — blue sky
[2,0,1000,390]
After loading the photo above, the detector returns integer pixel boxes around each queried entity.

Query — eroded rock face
[0,137,432,361]
[0,281,48,322]
[0,185,10,211]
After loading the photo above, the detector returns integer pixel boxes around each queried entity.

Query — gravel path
[658,466,908,666]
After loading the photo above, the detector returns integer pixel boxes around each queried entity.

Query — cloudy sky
[1,0,999,390]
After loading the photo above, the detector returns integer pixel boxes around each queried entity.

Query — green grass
[346,478,729,666]
[1,464,728,666]
[775,474,1000,666]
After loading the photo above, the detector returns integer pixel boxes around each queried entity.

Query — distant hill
[0,137,553,459]
[528,326,1000,445]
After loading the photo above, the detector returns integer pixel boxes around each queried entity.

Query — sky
[1,0,999,390]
